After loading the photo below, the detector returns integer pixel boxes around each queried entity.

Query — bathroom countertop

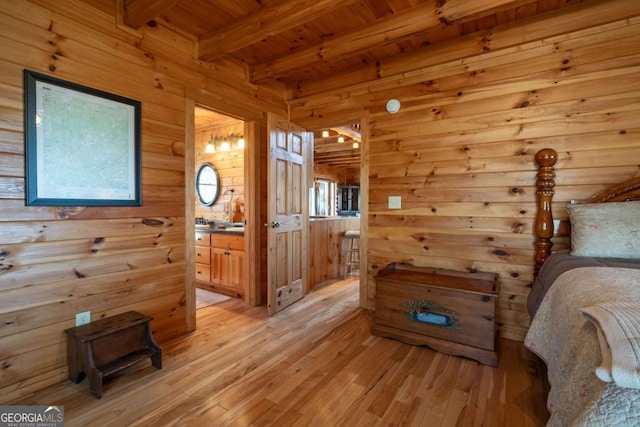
[195,225,244,235]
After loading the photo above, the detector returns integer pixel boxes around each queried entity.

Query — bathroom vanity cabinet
[195,230,244,298]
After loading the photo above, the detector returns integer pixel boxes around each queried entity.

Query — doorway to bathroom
[193,106,247,311]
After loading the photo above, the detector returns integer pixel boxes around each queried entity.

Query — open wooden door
[266,113,312,315]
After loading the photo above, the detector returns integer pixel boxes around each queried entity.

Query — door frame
[185,100,261,331]
[185,99,370,332]
[358,116,370,309]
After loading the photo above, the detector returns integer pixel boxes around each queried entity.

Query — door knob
[264,221,280,228]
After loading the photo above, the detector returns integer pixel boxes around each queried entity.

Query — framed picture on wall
[23,69,142,206]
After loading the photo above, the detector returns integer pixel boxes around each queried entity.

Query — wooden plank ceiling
[122,0,575,168]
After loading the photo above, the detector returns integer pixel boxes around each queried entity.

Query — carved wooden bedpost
[534,148,558,277]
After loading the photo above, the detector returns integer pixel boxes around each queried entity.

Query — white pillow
[567,201,640,259]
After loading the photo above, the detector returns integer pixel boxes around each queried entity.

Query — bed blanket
[581,301,640,389]
[525,267,640,426]
[527,250,640,317]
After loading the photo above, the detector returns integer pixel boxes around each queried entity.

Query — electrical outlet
[388,196,401,209]
[76,311,91,326]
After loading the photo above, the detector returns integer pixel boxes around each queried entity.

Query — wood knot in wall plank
[0,263,14,273]
[56,207,85,218]
[142,218,167,227]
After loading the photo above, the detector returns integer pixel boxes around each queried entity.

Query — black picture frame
[24,70,142,206]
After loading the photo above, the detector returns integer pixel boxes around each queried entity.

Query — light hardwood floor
[18,278,549,426]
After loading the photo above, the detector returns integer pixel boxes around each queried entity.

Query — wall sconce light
[205,133,244,153]
[205,134,216,153]
[353,141,359,149]
[322,130,329,137]
[337,135,345,143]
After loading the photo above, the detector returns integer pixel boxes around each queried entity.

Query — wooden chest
[372,263,499,366]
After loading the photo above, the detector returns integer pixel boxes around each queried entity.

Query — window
[338,185,360,216]
[310,179,335,216]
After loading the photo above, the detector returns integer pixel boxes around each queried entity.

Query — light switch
[388,196,401,209]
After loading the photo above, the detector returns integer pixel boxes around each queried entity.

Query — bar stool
[344,229,360,278]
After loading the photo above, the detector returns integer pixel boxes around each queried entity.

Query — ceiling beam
[331,126,361,141]
[290,0,637,99]
[315,153,360,160]
[198,0,361,62]
[123,0,181,28]
[250,0,531,82]
[315,144,359,154]
[315,156,361,166]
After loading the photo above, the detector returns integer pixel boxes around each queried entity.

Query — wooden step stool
[65,311,162,398]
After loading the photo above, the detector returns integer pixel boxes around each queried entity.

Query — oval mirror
[196,162,220,206]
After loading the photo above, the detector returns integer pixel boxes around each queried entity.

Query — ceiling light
[337,135,345,143]
[322,130,329,137]
[386,99,401,114]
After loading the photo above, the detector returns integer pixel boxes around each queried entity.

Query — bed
[525,148,640,426]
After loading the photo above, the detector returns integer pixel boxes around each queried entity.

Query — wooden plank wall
[0,0,285,403]
[194,121,245,222]
[291,1,640,341]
